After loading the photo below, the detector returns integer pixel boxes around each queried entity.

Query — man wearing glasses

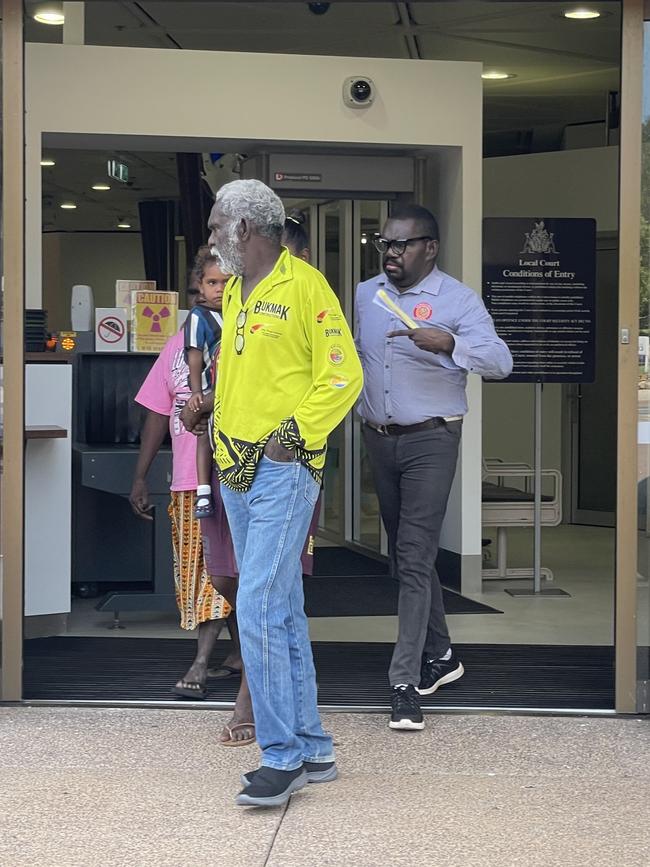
[207,179,363,807]
[355,204,512,731]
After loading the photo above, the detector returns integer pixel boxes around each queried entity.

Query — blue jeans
[220,456,335,771]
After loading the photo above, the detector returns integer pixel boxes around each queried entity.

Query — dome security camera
[343,76,376,109]
[308,2,330,13]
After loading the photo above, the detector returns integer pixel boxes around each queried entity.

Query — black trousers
[362,421,462,686]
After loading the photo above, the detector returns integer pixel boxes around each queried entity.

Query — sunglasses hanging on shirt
[235,309,247,354]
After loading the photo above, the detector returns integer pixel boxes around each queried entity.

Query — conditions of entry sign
[482,217,596,383]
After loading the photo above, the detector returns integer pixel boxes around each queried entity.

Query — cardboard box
[115,279,156,322]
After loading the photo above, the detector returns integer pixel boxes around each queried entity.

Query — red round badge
[413,302,433,321]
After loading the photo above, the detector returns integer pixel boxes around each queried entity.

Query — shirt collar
[270,247,294,286]
[227,247,294,303]
[378,265,443,297]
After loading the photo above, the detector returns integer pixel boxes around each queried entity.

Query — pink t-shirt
[135,330,198,492]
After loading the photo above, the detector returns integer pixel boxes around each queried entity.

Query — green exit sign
[107,159,129,183]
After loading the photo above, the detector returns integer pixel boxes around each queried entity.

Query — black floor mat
[313,547,388,577]
[309,547,501,615]
[304,576,502,616]
[23,638,614,710]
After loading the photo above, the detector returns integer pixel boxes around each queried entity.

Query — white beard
[213,226,244,276]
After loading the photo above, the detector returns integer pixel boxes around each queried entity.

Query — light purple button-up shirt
[354,266,513,426]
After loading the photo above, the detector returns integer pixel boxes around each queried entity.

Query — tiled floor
[65,523,626,646]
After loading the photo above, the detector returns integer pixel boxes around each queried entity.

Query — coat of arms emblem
[521,220,558,255]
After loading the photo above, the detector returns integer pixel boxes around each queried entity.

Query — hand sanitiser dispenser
[71,284,95,332]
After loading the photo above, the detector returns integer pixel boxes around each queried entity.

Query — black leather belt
[364,418,450,436]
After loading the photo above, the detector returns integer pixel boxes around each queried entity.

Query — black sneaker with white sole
[241,760,337,788]
[389,684,424,730]
[235,766,308,807]
[416,650,464,696]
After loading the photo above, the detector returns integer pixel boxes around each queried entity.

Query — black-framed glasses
[373,236,434,256]
[235,309,247,355]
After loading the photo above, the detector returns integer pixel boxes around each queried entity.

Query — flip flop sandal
[219,723,256,748]
[172,681,208,700]
[207,664,242,680]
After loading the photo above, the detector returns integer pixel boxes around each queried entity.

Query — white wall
[483,382,563,470]
[43,232,145,332]
[482,146,618,472]
[25,42,484,587]
[26,43,483,305]
[484,147,618,232]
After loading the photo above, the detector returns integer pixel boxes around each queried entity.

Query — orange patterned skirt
[168,491,231,630]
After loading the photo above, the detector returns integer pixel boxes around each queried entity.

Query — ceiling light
[563,8,601,19]
[92,183,111,191]
[40,158,56,167]
[60,202,77,210]
[33,2,65,25]
[117,222,131,229]
[481,71,516,81]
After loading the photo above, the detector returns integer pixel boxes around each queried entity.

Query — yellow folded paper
[374,288,418,329]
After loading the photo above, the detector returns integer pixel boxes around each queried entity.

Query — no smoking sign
[95,307,128,352]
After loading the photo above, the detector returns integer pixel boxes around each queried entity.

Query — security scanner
[71,352,176,621]
[481,458,562,583]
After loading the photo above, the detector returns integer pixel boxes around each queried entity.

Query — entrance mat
[309,547,501,615]
[23,639,614,710]
[303,576,502,617]
[313,547,389,577]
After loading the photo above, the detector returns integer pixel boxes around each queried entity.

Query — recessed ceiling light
[60,202,77,210]
[92,183,111,191]
[481,71,516,81]
[40,158,56,167]
[117,222,132,229]
[33,2,65,25]
[563,8,601,19]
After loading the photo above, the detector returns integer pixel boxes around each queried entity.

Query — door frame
[2,13,644,712]
[616,0,643,712]
[1,0,26,702]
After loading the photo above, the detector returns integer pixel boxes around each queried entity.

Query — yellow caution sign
[131,290,179,353]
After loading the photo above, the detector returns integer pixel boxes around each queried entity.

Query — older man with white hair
[207,179,363,807]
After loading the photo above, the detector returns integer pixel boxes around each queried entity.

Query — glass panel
[319,203,344,539]
[352,201,384,551]
[637,21,650,700]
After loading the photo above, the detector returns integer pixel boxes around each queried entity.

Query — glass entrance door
[351,201,388,555]
[569,235,618,526]
[314,199,388,554]
[317,200,351,543]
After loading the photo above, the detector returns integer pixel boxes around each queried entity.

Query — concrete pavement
[0,707,648,866]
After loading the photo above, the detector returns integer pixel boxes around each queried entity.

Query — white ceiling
[41,148,179,232]
[30,1,622,231]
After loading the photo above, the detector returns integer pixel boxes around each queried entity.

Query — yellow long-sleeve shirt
[214,248,363,492]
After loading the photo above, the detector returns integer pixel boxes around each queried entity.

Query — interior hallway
[1,706,648,867]
[63,524,621,646]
